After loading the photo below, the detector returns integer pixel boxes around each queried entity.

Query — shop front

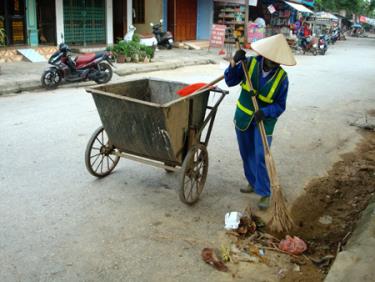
[0,0,27,45]
[63,0,107,46]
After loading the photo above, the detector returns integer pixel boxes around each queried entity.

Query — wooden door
[113,0,127,42]
[168,0,197,41]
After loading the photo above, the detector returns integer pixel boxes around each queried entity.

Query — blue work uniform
[224,56,289,196]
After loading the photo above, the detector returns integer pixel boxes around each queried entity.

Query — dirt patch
[282,129,375,281]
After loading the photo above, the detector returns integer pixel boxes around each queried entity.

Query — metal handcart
[85,78,228,204]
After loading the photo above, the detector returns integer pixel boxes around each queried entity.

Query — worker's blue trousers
[235,121,272,197]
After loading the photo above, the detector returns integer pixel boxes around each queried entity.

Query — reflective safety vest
[234,56,287,135]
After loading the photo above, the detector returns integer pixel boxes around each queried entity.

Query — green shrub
[109,35,155,62]
[132,33,141,43]
[140,45,155,59]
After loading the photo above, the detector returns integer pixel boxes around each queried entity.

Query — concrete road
[0,38,374,281]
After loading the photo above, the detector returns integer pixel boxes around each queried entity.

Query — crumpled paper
[224,212,242,230]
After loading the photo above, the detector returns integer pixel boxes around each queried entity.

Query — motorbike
[41,43,114,90]
[300,36,318,56]
[318,35,328,55]
[150,19,174,49]
[331,28,339,44]
[124,24,157,47]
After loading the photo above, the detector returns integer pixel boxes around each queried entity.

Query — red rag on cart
[176,83,207,97]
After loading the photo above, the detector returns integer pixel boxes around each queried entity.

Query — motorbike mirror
[150,22,154,26]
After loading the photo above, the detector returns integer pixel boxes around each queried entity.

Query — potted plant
[116,42,127,63]
[0,28,6,46]
[127,41,140,63]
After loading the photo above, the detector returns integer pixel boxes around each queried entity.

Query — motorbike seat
[75,53,96,65]
[139,33,155,39]
[94,51,106,59]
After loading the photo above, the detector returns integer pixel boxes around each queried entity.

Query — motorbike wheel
[313,49,318,56]
[95,62,113,84]
[41,69,62,90]
[166,42,173,49]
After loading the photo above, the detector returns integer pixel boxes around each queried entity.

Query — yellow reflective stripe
[259,69,285,103]
[236,101,254,116]
[241,58,257,91]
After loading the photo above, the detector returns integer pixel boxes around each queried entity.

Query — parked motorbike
[150,19,174,49]
[300,36,318,56]
[41,43,114,90]
[318,35,328,55]
[124,25,157,47]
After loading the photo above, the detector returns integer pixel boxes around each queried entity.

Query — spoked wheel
[179,144,208,205]
[94,62,113,84]
[41,69,62,89]
[85,126,120,177]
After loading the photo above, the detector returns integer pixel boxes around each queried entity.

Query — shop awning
[284,1,314,14]
[214,0,258,6]
[315,11,339,21]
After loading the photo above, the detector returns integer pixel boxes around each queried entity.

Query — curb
[325,198,375,282]
[114,59,213,76]
[0,80,42,95]
[0,59,214,96]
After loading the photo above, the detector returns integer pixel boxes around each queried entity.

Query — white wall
[106,0,113,44]
[127,0,133,31]
[56,0,64,45]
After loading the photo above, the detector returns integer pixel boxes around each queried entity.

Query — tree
[314,0,375,17]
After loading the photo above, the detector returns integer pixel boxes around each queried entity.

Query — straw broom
[240,61,294,233]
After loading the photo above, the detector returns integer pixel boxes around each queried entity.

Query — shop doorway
[113,0,127,42]
[168,0,197,41]
[0,0,27,45]
[36,0,56,45]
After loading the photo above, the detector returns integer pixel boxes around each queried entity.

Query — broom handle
[193,74,225,94]
[241,61,280,187]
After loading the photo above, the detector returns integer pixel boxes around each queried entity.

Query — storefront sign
[267,4,276,14]
[360,15,375,26]
[209,24,226,48]
[247,22,265,43]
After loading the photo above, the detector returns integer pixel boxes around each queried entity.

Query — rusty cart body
[85,78,227,204]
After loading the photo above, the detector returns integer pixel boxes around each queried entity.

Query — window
[133,0,145,24]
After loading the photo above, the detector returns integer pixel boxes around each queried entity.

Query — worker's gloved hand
[233,49,246,63]
[253,110,265,123]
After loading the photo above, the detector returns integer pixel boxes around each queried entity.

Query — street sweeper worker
[224,34,296,210]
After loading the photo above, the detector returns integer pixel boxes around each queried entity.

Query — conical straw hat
[251,34,296,66]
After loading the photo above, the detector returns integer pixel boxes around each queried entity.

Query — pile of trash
[201,208,307,273]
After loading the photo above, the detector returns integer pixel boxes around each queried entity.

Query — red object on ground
[279,235,307,255]
[176,82,208,96]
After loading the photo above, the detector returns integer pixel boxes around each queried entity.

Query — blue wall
[197,0,213,40]
[163,0,168,31]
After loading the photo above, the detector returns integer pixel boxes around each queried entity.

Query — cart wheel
[179,144,208,205]
[85,126,120,178]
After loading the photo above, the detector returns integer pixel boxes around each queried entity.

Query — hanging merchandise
[214,2,246,44]
[247,20,265,43]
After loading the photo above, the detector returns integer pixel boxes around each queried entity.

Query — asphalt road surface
[0,37,374,281]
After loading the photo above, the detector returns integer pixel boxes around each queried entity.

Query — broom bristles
[268,185,294,233]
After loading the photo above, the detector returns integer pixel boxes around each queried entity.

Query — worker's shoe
[240,184,254,193]
[258,196,270,210]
